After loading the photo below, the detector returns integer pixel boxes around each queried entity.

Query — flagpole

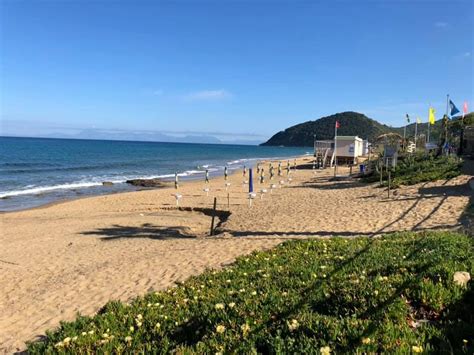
[445,94,449,152]
[427,105,431,145]
[334,122,337,177]
[414,120,418,149]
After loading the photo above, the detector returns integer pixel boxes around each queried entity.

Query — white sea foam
[1,153,307,199]
[0,182,104,198]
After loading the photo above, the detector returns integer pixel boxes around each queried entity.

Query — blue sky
[1,0,473,142]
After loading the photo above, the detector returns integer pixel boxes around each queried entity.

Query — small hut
[375,133,402,167]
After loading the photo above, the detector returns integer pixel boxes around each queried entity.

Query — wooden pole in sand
[210,197,217,236]
[379,159,383,187]
[387,169,391,198]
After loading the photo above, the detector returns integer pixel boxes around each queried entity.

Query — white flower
[136,314,143,320]
[215,303,225,310]
[228,302,236,308]
[320,345,331,355]
[125,336,132,342]
[287,319,299,332]
[155,322,161,329]
[241,323,250,335]
[81,332,87,336]
[63,337,71,344]
[216,325,226,334]
[251,291,257,296]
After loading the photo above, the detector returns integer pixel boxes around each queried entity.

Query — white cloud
[434,21,448,28]
[184,89,232,101]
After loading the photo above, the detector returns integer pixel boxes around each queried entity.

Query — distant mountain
[38,129,262,145]
[261,112,395,146]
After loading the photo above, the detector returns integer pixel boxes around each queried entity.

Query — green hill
[260,111,456,147]
[261,112,396,147]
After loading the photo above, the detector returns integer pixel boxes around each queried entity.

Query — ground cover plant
[364,154,462,188]
[28,231,473,354]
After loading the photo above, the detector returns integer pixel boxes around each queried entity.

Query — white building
[314,136,365,166]
[334,136,364,164]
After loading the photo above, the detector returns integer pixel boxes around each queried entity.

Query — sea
[0,137,310,211]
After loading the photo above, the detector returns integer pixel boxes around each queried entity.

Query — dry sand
[0,157,471,352]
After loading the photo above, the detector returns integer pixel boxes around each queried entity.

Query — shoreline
[0,153,310,213]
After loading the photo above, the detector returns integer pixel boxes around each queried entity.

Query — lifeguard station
[313,140,333,168]
[314,136,365,168]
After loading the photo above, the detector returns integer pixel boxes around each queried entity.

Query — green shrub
[28,232,473,354]
[363,154,462,188]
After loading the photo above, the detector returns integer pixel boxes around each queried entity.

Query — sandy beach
[0,157,471,353]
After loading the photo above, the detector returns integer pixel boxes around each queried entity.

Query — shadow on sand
[81,223,197,241]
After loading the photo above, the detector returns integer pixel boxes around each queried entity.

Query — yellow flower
[136,321,142,327]
[54,341,64,348]
[241,323,250,335]
[129,326,134,332]
[362,337,371,344]
[228,302,236,308]
[81,332,87,336]
[463,339,468,344]
[88,330,95,335]
[216,325,226,334]
[63,337,71,344]
[251,291,257,296]
[125,336,132,342]
[136,314,143,320]
[155,322,161,329]
[320,346,331,355]
[412,345,423,353]
[72,336,77,341]
[102,333,109,338]
[215,303,225,310]
[287,319,299,332]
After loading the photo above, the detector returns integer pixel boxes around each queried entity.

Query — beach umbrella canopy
[249,168,253,193]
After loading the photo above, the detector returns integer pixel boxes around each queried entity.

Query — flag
[416,117,421,124]
[429,107,436,125]
[335,120,340,129]
[463,102,469,118]
[449,99,460,117]
[406,114,410,123]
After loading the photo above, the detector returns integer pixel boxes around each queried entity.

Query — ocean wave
[0,153,308,199]
[0,182,105,198]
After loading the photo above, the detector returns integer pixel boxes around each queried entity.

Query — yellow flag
[429,107,436,125]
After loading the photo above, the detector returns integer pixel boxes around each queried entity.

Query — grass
[28,231,473,354]
[363,154,463,188]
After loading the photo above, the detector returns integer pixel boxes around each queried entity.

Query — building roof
[337,136,363,141]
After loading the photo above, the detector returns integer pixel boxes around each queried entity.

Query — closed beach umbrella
[249,168,253,193]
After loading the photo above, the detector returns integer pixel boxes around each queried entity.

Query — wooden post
[387,170,391,198]
[379,160,383,187]
[227,192,230,209]
[349,165,353,176]
[210,197,217,236]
